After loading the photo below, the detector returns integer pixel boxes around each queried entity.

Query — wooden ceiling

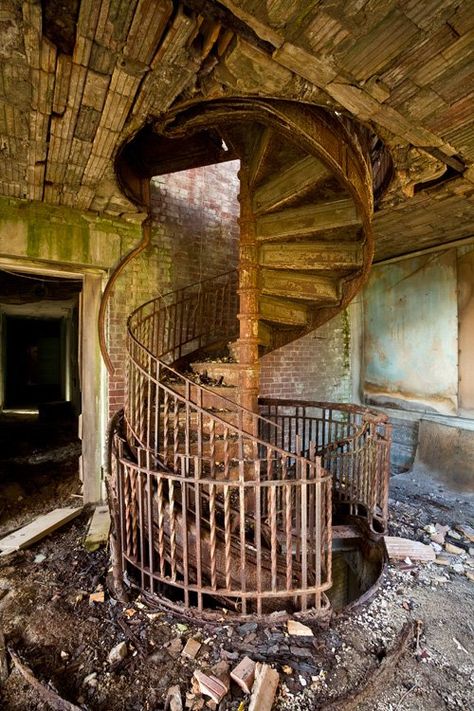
[1,0,473,256]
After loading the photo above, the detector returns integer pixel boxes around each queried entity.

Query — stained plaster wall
[361,244,474,482]
[362,247,474,418]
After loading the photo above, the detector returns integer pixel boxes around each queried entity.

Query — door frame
[0,258,106,502]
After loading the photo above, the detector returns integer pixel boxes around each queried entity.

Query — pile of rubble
[422,523,474,582]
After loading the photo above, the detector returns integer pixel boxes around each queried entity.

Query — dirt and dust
[0,412,81,537]
[0,466,473,710]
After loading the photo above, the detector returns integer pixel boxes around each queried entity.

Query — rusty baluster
[181,457,189,607]
[146,448,155,594]
[269,468,277,593]
[130,465,138,559]
[209,476,217,591]
[173,396,179,471]
[224,481,232,592]
[194,455,203,611]
[137,450,146,589]
[284,453,292,594]
[223,427,229,478]
[314,461,322,610]
[255,460,262,615]
[209,418,216,479]
[300,455,308,612]
[239,460,247,615]
[163,391,169,467]
[169,472,177,581]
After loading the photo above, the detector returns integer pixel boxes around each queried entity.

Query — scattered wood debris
[384,536,435,561]
[0,631,8,684]
[230,656,256,693]
[84,505,111,552]
[89,590,105,603]
[182,638,201,659]
[8,646,82,710]
[287,620,314,636]
[0,507,83,556]
[248,663,279,711]
[194,670,228,704]
[108,641,128,665]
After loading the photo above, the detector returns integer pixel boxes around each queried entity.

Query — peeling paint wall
[363,250,459,415]
[458,247,474,417]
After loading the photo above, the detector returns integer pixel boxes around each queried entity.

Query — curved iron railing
[115,271,333,617]
[259,400,391,534]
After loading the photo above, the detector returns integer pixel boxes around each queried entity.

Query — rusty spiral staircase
[110,99,392,619]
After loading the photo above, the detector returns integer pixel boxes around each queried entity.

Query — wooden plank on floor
[84,505,111,552]
[0,507,83,556]
[384,536,435,561]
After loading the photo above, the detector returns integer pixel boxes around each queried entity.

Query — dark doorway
[5,316,63,409]
[0,268,83,533]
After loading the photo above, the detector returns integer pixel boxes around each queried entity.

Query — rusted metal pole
[237,162,260,434]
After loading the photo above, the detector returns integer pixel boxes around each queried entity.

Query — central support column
[237,163,260,434]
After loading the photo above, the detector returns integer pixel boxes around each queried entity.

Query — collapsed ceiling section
[0,1,473,256]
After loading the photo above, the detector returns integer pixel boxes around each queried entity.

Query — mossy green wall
[0,196,142,268]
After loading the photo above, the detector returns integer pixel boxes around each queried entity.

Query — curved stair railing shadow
[111,269,391,620]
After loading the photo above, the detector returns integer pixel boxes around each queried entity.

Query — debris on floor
[0,506,83,556]
[84,505,111,552]
[0,469,473,710]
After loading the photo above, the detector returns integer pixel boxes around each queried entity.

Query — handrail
[125,270,287,455]
[259,398,392,534]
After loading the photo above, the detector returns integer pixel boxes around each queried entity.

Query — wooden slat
[259,295,308,325]
[0,507,83,555]
[256,199,360,241]
[261,269,339,303]
[248,126,274,186]
[259,240,362,271]
[253,154,330,214]
[124,0,174,64]
[384,536,436,562]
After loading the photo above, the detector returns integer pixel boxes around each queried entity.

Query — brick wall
[260,311,352,403]
[151,160,240,291]
[107,160,240,417]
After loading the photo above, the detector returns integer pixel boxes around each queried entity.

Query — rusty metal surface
[117,269,338,617]
[259,399,392,535]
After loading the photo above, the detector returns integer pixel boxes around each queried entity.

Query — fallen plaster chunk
[230,656,256,693]
[84,505,111,552]
[287,620,314,636]
[108,641,128,665]
[248,663,279,711]
[193,670,228,703]
[0,507,83,556]
[165,685,183,711]
[384,536,435,562]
